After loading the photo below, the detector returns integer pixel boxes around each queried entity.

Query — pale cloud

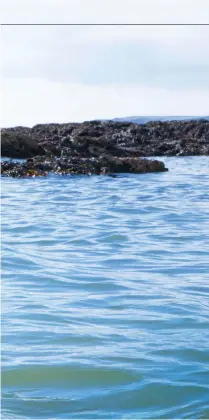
[1,0,209,24]
[1,25,209,87]
[1,78,209,127]
[1,0,209,125]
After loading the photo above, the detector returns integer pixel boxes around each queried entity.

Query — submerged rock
[1,156,168,178]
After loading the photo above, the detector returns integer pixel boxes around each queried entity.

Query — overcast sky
[1,0,209,127]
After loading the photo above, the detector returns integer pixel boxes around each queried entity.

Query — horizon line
[1,23,209,26]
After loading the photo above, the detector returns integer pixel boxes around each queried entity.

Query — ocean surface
[1,156,209,419]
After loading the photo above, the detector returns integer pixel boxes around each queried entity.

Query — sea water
[1,156,209,419]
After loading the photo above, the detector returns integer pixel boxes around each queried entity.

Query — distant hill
[111,116,209,124]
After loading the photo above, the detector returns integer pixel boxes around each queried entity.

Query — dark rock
[1,119,209,177]
[1,131,45,158]
[1,156,168,178]
[2,119,209,159]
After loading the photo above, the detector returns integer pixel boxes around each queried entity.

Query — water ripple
[1,157,209,419]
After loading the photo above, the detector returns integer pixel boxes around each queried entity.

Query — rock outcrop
[1,131,45,158]
[1,119,209,159]
[1,155,168,177]
[2,119,209,177]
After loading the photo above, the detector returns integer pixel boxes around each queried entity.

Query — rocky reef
[1,155,168,177]
[1,118,208,177]
[2,119,209,158]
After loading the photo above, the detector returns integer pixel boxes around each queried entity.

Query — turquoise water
[1,156,209,419]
